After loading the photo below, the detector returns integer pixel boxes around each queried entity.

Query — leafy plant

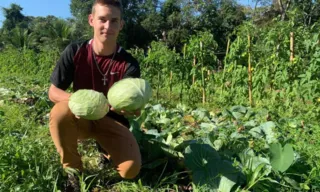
[269,143,295,173]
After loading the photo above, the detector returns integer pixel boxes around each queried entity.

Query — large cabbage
[68,89,109,120]
[107,78,152,111]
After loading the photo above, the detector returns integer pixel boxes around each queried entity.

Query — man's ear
[119,19,125,31]
[88,14,94,26]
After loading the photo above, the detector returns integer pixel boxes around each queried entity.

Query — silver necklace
[91,43,117,86]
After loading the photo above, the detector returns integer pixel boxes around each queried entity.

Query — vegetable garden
[0,1,320,191]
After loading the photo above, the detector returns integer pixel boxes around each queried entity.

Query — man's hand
[48,84,72,104]
[110,107,141,117]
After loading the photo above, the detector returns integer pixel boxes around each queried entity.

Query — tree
[1,4,27,31]
[159,0,191,50]
[193,0,246,57]
[140,0,164,42]
[69,0,94,39]
[40,19,75,51]
[248,0,320,26]
[140,12,165,41]
[289,0,320,26]
[2,27,37,50]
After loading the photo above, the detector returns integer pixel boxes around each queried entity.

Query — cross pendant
[102,76,107,86]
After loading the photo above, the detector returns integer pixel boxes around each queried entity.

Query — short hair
[92,0,123,16]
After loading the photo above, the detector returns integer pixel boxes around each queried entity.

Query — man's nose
[104,20,111,29]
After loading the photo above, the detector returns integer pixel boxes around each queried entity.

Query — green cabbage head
[107,78,152,111]
[68,89,109,120]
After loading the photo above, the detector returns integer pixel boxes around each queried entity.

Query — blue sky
[0,0,255,26]
[0,0,72,26]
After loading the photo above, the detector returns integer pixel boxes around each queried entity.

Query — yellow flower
[317,98,320,102]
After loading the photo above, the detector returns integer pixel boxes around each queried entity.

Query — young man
[48,0,141,191]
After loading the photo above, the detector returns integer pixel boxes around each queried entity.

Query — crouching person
[48,0,141,191]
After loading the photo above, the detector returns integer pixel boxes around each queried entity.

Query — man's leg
[92,116,141,179]
[95,111,130,168]
[49,101,92,170]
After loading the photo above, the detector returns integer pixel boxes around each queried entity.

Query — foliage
[1,3,27,31]
[0,0,320,191]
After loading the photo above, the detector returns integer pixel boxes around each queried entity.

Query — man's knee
[118,160,141,179]
[49,101,73,127]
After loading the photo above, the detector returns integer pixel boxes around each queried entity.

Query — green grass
[1,72,320,191]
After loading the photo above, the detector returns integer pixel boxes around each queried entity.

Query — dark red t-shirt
[50,39,140,94]
[50,39,140,126]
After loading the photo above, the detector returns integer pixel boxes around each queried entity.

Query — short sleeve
[123,59,141,78]
[50,44,76,90]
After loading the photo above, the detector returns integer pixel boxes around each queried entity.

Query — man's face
[89,4,124,44]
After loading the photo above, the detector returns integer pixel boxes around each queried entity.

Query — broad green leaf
[239,148,271,174]
[229,106,247,120]
[249,127,263,139]
[230,105,247,114]
[152,104,165,112]
[184,144,220,185]
[244,120,257,127]
[213,139,223,151]
[249,122,277,144]
[191,108,210,122]
[146,129,160,137]
[230,132,246,139]
[219,160,241,190]
[260,121,277,144]
[207,131,217,146]
[270,143,294,172]
[204,132,226,150]
[231,112,244,120]
[218,176,236,192]
[184,143,240,189]
[244,108,256,119]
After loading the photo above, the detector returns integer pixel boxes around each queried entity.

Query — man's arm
[48,84,72,104]
[48,43,76,103]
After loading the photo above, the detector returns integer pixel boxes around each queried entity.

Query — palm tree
[41,19,75,50]
[3,27,37,50]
